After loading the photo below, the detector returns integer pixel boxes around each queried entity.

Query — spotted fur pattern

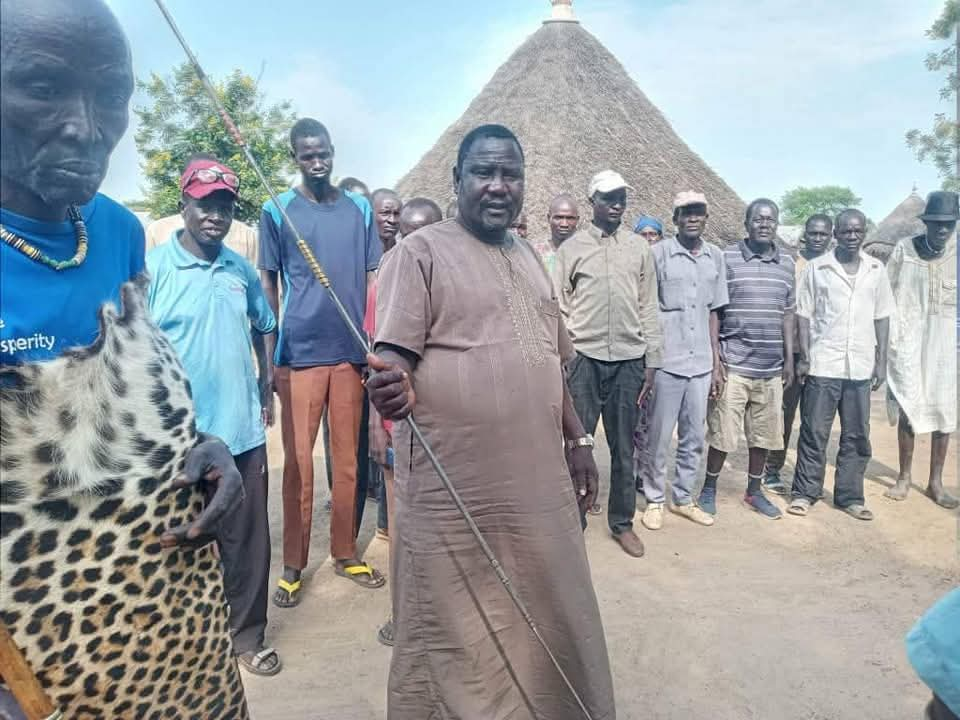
[0,277,248,719]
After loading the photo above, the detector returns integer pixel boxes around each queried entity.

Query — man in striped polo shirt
[698,199,796,520]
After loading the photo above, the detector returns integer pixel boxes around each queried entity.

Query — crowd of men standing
[135,115,959,702]
[2,1,957,716]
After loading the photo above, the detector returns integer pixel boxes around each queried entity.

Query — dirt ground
[244,392,958,720]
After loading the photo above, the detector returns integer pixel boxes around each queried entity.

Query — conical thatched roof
[395,11,744,244]
[864,190,924,262]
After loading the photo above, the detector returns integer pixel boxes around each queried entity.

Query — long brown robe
[376,219,615,720]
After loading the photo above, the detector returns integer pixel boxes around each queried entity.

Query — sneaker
[672,502,715,526]
[744,492,783,520]
[642,503,664,530]
[698,485,717,516]
[762,470,789,496]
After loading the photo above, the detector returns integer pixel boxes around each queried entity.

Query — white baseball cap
[588,170,633,198]
[673,191,708,211]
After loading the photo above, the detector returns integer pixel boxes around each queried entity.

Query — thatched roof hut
[395,1,745,244]
[864,190,925,262]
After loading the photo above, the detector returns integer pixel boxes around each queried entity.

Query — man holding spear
[367,124,615,720]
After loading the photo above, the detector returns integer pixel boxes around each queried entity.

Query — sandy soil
[244,392,958,720]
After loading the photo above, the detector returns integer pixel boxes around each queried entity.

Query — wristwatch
[567,434,595,450]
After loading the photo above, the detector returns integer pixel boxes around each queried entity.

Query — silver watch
[567,434,595,450]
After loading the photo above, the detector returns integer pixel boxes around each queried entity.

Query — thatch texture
[864,191,924,262]
[395,20,744,244]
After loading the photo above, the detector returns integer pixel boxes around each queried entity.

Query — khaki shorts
[706,371,784,452]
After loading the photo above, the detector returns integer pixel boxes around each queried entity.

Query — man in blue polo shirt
[259,117,384,608]
[147,157,281,676]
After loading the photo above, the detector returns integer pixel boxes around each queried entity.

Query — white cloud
[584,0,931,115]
[577,0,945,218]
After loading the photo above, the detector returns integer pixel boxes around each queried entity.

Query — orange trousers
[276,363,364,569]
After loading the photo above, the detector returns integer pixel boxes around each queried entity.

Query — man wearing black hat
[884,191,959,509]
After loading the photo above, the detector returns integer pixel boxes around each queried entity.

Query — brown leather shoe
[614,529,645,557]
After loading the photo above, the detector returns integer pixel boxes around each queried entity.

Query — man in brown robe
[366,124,616,720]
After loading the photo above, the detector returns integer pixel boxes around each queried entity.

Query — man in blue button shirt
[641,192,727,532]
[147,158,281,676]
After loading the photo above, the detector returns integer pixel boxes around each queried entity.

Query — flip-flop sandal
[842,504,874,521]
[377,619,395,647]
[273,578,301,608]
[238,647,283,676]
[787,498,810,516]
[335,562,386,589]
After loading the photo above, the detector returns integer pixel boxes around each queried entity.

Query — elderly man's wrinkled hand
[160,435,244,548]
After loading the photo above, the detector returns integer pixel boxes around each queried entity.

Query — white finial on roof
[545,0,578,24]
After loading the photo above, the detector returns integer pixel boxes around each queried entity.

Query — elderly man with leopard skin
[0,0,248,717]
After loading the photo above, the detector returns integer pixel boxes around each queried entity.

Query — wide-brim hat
[918,190,960,221]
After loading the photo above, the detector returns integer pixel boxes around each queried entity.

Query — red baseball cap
[180,159,240,199]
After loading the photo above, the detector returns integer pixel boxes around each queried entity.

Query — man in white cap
[553,170,662,557]
[640,192,727,531]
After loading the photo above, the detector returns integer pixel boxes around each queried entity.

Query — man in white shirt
[788,209,895,520]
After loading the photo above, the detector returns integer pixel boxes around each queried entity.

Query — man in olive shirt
[554,170,662,558]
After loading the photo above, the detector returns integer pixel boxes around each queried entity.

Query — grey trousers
[220,444,270,654]
[791,376,872,508]
[567,353,647,535]
[644,370,712,505]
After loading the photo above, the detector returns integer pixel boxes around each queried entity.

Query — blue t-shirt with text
[258,188,381,367]
[0,194,145,364]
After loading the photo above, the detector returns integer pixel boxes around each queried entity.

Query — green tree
[905,1,960,192]
[134,63,296,224]
[780,185,862,225]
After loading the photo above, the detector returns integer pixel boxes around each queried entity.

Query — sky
[103,0,948,222]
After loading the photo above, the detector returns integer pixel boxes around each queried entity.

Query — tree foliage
[134,63,296,224]
[780,186,862,226]
[905,1,960,192]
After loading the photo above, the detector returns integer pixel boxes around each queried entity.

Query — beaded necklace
[0,205,88,270]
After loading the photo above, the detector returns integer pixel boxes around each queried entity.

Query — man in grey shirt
[641,192,727,531]
[554,170,662,558]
